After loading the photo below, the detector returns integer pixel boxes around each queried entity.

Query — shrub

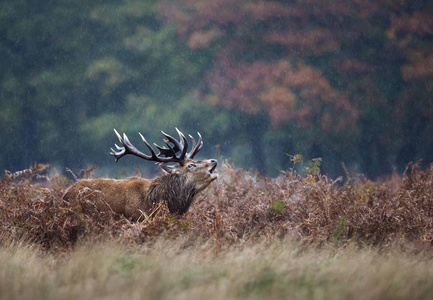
[1,161,433,251]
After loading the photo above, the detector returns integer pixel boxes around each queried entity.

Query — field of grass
[2,237,433,300]
[1,161,433,299]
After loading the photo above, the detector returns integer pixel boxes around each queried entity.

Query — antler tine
[110,143,124,162]
[176,127,185,148]
[188,134,196,151]
[187,132,203,159]
[138,133,159,160]
[110,129,129,162]
[111,129,154,163]
[139,132,186,164]
[154,142,176,158]
[175,127,189,161]
[161,130,182,153]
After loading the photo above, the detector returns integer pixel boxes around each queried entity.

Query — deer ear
[160,164,179,174]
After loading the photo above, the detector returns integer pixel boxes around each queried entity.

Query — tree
[2,1,432,179]
[0,0,98,170]
[387,3,433,169]
[161,0,433,177]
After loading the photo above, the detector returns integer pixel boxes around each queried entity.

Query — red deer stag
[63,128,218,220]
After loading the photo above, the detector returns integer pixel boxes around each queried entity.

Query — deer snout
[208,159,218,178]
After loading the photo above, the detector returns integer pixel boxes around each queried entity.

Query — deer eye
[187,164,196,169]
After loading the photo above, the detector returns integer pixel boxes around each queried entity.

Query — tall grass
[2,161,433,299]
[1,237,433,300]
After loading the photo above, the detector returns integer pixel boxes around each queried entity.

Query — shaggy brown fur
[62,159,217,220]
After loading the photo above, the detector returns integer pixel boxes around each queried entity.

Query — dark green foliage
[1,1,433,178]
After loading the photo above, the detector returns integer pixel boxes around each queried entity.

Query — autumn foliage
[162,0,363,129]
[161,0,433,126]
[2,0,433,179]
[1,161,433,251]
[159,0,433,177]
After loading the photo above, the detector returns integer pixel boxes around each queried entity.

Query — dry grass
[1,161,433,299]
[1,237,433,300]
[1,161,433,250]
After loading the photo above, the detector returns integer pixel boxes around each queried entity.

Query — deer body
[63,177,153,220]
[62,129,218,220]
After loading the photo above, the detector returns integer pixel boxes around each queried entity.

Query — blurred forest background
[1,0,432,179]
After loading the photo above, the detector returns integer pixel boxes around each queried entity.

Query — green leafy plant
[305,158,322,179]
[269,199,286,215]
[285,153,303,178]
[333,216,348,241]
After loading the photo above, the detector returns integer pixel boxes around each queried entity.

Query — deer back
[63,178,154,220]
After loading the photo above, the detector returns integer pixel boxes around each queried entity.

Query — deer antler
[110,128,203,165]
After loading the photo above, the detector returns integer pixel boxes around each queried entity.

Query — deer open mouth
[208,161,218,176]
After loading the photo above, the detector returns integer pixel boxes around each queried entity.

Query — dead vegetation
[3,236,433,300]
[1,161,433,251]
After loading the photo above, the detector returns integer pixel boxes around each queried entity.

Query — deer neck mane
[148,173,197,215]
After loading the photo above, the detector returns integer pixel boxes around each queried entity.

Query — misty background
[1,0,432,179]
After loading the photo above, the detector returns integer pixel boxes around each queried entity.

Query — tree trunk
[21,94,38,169]
[246,115,267,174]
